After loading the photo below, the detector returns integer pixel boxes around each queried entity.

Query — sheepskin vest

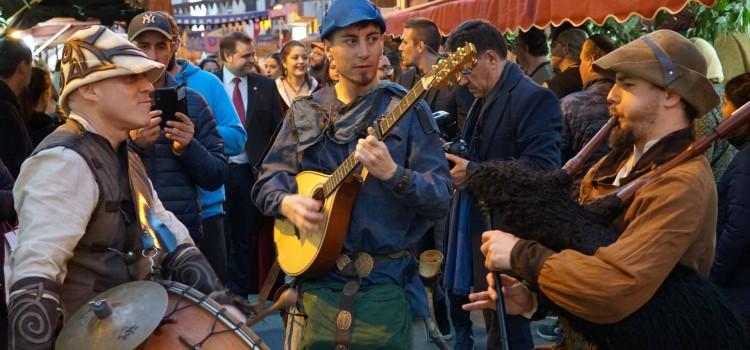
[33,119,139,313]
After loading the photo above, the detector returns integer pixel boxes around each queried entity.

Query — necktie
[232,77,246,124]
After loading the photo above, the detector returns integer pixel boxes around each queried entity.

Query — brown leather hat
[593,29,719,117]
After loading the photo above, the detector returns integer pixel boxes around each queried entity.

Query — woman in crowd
[263,53,282,80]
[19,67,62,147]
[328,58,340,83]
[711,72,750,334]
[317,58,339,90]
[275,40,317,111]
[198,57,221,73]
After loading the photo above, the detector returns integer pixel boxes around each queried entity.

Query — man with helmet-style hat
[252,0,451,348]
[466,30,727,345]
[6,26,225,349]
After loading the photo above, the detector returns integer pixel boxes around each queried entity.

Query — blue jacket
[711,136,750,318]
[131,73,226,240]
[175,59,247,219]
[445,62,562,294]
[252,82,452,318]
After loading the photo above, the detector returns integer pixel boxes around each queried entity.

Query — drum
[138,280,268,350]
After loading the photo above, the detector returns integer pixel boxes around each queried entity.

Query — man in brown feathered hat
[466,29,726,345]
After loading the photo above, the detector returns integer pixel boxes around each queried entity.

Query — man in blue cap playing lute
[252,0,452,348]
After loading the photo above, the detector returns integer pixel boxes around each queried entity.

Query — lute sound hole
[312,187,325,211]
[293,186,326,239]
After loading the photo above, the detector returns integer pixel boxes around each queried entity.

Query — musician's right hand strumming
[462,273,536,316]
[281,194,325,234]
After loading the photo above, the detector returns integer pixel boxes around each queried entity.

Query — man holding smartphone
[127,11,227,244]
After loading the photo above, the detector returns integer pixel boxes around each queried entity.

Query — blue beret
[320,0,386,40]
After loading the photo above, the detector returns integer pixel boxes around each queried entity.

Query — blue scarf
[443,190,474,295]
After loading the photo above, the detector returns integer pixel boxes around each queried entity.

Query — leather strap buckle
[336,254,352,271]
[355,252,374,277]
[336,310,353,331]
[343,280,359,297]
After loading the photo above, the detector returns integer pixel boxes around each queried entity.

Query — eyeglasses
[378,65,394,74]
[459,66,474,76]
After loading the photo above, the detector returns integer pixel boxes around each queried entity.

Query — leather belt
[332,251,408,349]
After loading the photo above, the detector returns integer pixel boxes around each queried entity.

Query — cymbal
[56,280,168,350]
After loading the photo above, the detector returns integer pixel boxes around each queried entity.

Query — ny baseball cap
[128,11,175,41]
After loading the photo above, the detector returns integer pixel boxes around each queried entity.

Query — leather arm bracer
[7,277,64,350]
[161,243,221,295]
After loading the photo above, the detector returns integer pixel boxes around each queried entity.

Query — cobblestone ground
[246,295,557,349]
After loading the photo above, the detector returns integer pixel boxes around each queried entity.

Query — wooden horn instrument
[245,287,298,328]
[562,116,618,177]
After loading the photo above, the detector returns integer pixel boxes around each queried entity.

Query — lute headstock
[420,42,478,90]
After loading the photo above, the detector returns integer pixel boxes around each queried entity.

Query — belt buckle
[355,252,374,278]
[336,310,353,331]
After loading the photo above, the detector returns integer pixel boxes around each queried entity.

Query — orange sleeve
[537,166,715,324]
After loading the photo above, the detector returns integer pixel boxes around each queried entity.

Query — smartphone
[151,86,188,128]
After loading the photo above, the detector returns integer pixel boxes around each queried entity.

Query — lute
[274,43,477,277]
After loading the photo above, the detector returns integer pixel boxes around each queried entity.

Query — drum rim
[158,280,269,350]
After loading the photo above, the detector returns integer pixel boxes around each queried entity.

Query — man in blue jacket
[163,13,247,281]
[442,19,562,350]
[252,0,451,347]
[127,11,226,242]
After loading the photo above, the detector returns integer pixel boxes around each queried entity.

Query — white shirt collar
[67,112,98,134]
[276,77,319,106]
[613,138,661,186]
[223,66,246,84]
[632,139,660,162]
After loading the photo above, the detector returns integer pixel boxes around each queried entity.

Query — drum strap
[253,261,282,315]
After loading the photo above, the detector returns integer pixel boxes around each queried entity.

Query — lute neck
[321,79,430,197]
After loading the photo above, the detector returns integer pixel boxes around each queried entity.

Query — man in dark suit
[442,20,562,350]
[217,31,285,297]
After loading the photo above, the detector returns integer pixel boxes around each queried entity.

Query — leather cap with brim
[59,25,164,113]
[593,29,719,118]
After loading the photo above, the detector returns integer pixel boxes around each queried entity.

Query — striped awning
[384,0,715,35]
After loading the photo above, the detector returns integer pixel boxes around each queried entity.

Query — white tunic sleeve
[9,147,99,286]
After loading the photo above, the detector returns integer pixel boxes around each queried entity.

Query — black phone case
[152,86,188,128]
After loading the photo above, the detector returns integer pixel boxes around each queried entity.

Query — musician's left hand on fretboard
[355,127,398,181]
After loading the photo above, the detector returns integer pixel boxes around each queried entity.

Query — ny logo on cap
[142,13,156,24]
